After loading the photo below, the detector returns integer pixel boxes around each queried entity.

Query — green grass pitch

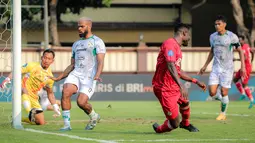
[0,101,255,143]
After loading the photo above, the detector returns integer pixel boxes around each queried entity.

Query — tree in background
[183,0,255,47]
[49,0,60,46]
[231,0,253,46]
[0,0,111,47]
[49,0,111,46]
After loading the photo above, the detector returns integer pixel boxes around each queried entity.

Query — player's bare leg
[60,83,77,131]
[242,84,255,109]
[216,87,229,120]
[209,84,221,100]
[153,116,180,133]
[233,77,246,100]
[77,93,100,130]
[209,85,227,120]
[179,102,199,132]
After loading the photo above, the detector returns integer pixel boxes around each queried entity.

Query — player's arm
[250,48,254,62]
[94,39,106,81]
[45,87,56,105]
[50,58,75,81]
[235,45,247,78]
[180,70,206,91]
[45,86,61,116]
[0,62,31,88]
[167,62,182,88]
[198,48,213,75]
[167,62,188,99]
[94,53,105,81]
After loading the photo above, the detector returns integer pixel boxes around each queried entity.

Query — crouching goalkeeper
[0,49,61,125]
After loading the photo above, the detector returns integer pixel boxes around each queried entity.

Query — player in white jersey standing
[50,17,106,131]
[198,15,246,120]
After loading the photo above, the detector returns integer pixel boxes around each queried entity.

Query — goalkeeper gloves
[52,104,61,117]
[0,77,11,89]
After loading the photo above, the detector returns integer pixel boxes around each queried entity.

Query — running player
[233,35,254,108]
[198,15,246,120]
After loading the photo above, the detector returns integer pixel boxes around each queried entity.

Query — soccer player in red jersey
[233,35,254,109]
[152,23,206,133]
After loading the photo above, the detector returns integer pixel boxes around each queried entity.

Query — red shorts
[153,87,189,120]
[235,68,251,84]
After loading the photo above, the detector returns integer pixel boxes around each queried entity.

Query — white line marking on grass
[196,112,255,117]
[24,128,251,143]
[25,128,117,143]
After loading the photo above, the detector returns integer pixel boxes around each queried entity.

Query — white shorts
[38,89,50,111]
[64,73,97,99]
[208,70,234,88]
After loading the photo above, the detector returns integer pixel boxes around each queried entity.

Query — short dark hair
[43,48,55,58]
[174,23,190,33]
[238,35,245,40]
[215,15,227,23]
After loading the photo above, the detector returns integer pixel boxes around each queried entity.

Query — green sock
[221,96,229,115]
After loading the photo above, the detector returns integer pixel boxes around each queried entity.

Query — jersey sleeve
[209,34,214,48]
[21,62,33,74]
[163,42,176,62]
[71,42,77,58]
[231,33,241,49]
[45,79,54,89]
[95,39,106,54]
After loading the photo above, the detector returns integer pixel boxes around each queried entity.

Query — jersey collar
[40,62,48,71]
[217,30,228,36]
[80,35,94,40]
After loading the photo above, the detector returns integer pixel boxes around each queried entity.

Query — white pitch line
[115,138,250,142]
[24,128,252,143]
[195,112,255,117]
[25,128,117,143]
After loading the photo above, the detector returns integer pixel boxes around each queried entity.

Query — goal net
[0,0,22,129]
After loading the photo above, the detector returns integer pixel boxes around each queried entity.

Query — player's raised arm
[0,62,32,89]
[0,72,12,89]
[198,48,213,75]
[180,70,206,91]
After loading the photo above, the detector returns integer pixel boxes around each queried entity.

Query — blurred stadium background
[1,0,255,101]
[1,0,255,143]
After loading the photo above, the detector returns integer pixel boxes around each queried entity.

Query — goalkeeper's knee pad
[28,108,43,122]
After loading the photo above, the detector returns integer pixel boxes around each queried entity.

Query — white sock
[23,101,31,113]
[88,109,96,120]
[62,110,71,127]
[221,96,229,115]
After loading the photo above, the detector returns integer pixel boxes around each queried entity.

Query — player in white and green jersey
[198,15,246,121]
[51,17,106,131]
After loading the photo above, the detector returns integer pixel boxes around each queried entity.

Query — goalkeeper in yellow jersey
[0,49,61,125]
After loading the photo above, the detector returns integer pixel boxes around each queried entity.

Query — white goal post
[12,0,22,129]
